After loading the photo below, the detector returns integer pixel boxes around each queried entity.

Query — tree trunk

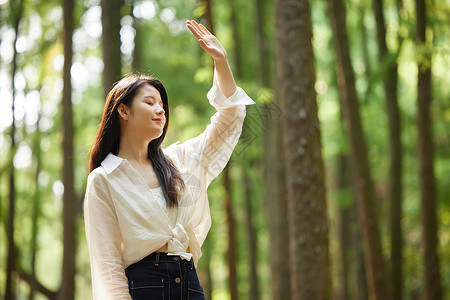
[337,114,368,300]
[326,0,391,298]
[264,111,291,300]
[223,165,238,300]
[353,206,368,300]
[131,15,143,73]
[201,0,214,34]
[5,42,17,300]
[415,0,442,299]
[229,0,242,78]
[29,111,42,300]
[101,0,123,97]
[4,0,23,298]
[337,154,351,300]
[276,0,331,298]
[199,235,213,300]
[372,0,403,298]
[229,1,260,299]
[359,7,373,104]
[201,3,238,298]
[258,0,291,298]
[255,0,270,87]
[59,0,76,298]
[243,171,259,300]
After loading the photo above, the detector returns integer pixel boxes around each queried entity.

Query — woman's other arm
[84,171,131,300]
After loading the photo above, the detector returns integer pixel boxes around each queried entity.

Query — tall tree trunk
[337,113,368,300]
[264,112,291,300]
[337,154,351,300]
[276,0,331,298]
[243,171,259,300]
[353,205,369,300]
[200,235,213,300]
[59,0,76,298]
[255,0,269,87]
[223,165,238,300]
[29,111,42,300]
[101,0,123,97]
[359,7,373,104]
[4,0,23,298]
[415,0,442,299]
[202,3,238,298]
[131,15,143,73]
[201,0,214,34]
[372,0,403,298]
[4,39,17,300]
[326,0,391,298]
[229,1,260,299]
[258,0,291,297]
[229,0,242,78]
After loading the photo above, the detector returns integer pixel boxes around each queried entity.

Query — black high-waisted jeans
[125,252,205,300]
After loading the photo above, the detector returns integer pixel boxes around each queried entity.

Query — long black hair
[89,74,185,207]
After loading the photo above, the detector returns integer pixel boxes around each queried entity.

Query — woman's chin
[148,130,164,141]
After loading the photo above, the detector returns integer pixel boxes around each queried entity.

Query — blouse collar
[101,153,123,174]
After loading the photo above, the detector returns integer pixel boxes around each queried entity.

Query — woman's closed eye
[146,101,163,108]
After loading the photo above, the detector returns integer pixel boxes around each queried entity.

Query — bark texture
[244,172,259,300]
[223,165,238,300]
[372,0,403,298]
[4,0,23,298]
[264,111,291,300]
[416,0,442,298]
[255,0,270,87]
[59,0,76,298]
[101,0,123,97]
[258,0,291,297]
[29,111,42,300]
[337,154,351,300]
[326,0,391,298]
[276,0,331,298]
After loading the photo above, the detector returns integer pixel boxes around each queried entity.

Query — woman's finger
[187,23,203,40]
[198,39,208,50]
[189,20,202,32]
[199,24,211,35]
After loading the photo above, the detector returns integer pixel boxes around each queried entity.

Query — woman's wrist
[213,56,228,66]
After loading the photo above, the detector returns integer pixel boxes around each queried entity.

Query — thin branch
[15,264,58,300]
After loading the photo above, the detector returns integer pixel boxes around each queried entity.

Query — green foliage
[1,0,449,298]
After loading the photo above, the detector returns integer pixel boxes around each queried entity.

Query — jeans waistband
[129,252,193,268]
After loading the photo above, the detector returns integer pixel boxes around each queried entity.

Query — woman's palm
[187,20,227,60]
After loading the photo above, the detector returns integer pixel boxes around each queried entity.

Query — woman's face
[120,83,166,141]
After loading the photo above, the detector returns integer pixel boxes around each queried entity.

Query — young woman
[84,20,254,299]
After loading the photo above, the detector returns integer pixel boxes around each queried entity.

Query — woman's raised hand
[186,20,227,61]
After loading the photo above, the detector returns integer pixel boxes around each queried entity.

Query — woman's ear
[117,103,130,121]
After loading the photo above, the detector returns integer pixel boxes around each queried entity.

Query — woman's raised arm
[186,20,237,98]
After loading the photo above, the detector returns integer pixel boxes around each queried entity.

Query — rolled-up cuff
[206,69,256,108]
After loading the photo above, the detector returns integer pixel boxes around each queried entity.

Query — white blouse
[83,72,255,299]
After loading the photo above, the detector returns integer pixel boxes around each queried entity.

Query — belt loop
[155,252,160,266]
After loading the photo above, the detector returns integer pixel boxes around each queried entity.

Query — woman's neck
[117,134,150,164]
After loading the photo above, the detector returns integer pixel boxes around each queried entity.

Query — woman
[84,20,254,299]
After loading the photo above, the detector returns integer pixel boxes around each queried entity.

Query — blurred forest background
[0,0,449,299]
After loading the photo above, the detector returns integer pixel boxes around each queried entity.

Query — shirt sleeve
[167,69,255,187]
[84,170,132,300]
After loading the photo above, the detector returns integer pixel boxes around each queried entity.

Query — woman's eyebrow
[142,95,156,100]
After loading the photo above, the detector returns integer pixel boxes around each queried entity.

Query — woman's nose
[156,105,165,115]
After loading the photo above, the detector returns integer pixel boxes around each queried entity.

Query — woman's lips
[152,118,163,124]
